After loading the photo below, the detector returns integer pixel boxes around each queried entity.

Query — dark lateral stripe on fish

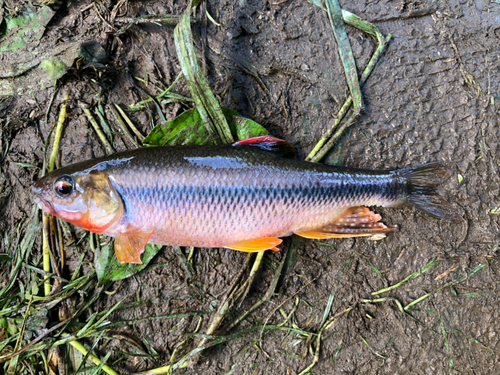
[118,180,404,205]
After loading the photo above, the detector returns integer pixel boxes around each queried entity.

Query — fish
[32,136,459,264]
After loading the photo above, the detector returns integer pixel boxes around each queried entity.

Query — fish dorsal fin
[225,237,282,252]
[232,136,295,157]
[295,206,398,240]
[114,227,153,264]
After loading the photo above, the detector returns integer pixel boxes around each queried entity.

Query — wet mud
[1,0,499,373]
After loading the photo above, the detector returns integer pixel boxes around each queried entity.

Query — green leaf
[13,162,36,168]
[143,108,212,147]
[143,107,268,147]
[95,242,163,284]
[227,111,270,141]
[0,254,13,262]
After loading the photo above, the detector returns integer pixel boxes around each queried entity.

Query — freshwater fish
[32,136,459,264]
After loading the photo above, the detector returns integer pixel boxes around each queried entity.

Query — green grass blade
[305,5,391,162]
[371,258,439,296]
[173,1,233,144]
[0,206,39,299]
[324,0,361,113]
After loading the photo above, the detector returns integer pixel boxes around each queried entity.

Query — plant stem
[68,340,118,375]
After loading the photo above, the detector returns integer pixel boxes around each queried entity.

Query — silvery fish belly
[32,136,459,264]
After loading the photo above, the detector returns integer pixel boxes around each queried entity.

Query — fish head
[33,169,124,234]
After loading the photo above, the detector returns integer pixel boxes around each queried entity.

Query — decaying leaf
[0,5,106,97]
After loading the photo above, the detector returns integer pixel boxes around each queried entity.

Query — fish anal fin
[225,237,283,252]
[232,136,295,157]
[295,230,344,239]
[114,228,153,264]
[295,206,398,241]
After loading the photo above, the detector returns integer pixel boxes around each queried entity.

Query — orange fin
[114,228,153,264]
[295,207,398,241]
[225,237,283,252]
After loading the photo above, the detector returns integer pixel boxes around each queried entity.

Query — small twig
[92,3,117,32]
[187,247,195,265]
[83,107,115,155]
[173,246,195,279]
[43,93,69,296]
[115,14,182,25]
[110,0,127,21]
[298,307,352,375]
[108,103,140,147]
[260,277,317,340]
[42,214,52,296]
[48,93,69,174]
[217,239,291,334]
[233,250,265,305]
[184,252,254,366]
[113,103,145,142]
[44,85,59,136]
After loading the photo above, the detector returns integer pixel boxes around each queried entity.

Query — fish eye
[54,175,74,197]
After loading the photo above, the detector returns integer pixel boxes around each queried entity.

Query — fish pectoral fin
[232,136,295,157]
[114,228,153,264]
[225,237,283,252]
[295,206,398,240]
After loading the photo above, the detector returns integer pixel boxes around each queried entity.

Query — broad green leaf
[143,107,268,147]
[229,113,269,141]
[143,108,213,147]
[95,242,163,285]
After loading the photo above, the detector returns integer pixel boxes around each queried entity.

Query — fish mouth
[32,186,54,214]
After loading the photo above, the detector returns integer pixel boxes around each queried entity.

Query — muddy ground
[1,0,500,374]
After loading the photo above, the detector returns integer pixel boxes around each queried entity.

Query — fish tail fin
[398,162,460,221]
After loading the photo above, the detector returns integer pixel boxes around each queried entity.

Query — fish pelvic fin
[225,237,282,252]
[295,207,398,240]
[398,162,461,221]
[114,228,153,264]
